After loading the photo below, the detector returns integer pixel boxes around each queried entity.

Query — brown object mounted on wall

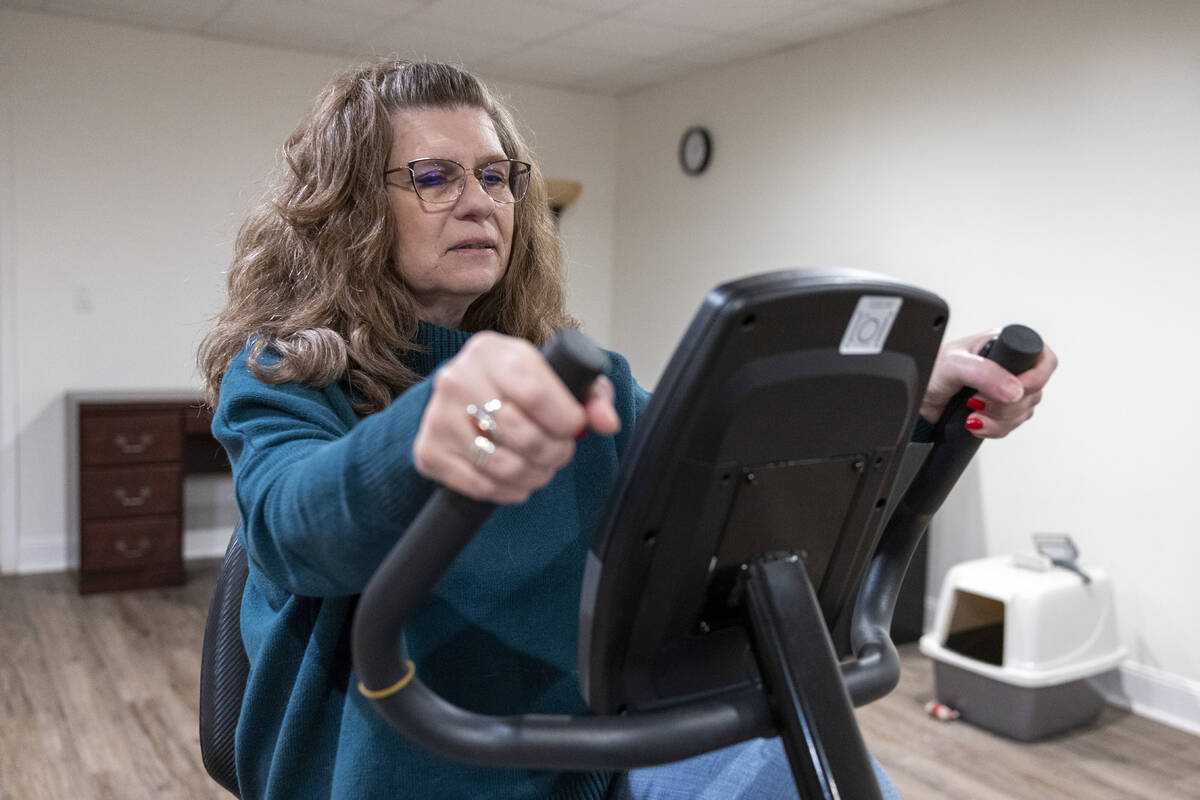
[545,179,582,221]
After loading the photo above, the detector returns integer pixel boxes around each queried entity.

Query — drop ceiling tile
[530,0,642,13]
[0,0,50,10]
[408,0,597,42]
[743,2,884,45]
[626,0,829,35]
[848,0,955,12]
[9,0,965,95]
[568,72,643,95]
[44,0,228,30]
[318,0,423,16]
[573,54,699,95]
[350,19,520,63]
[479,42,619,84]
[671,34,786,66]
[204,0,394,51]
[551,16,718,60]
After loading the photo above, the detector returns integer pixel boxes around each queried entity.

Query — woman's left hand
[920,329,1059,438]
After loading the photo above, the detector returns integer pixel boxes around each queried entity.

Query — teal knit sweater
[212,323,649,800]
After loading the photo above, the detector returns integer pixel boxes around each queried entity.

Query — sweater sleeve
[213,346,437,598]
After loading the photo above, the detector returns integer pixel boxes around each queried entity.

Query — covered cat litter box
[918,535,1126,740]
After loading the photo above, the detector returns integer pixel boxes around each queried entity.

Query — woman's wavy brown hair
[198,59,572,413]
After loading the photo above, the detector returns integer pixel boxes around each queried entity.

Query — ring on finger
[468,435,496,470]
[467,398,503,444]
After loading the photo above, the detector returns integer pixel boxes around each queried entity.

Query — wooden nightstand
[68,392,230,593]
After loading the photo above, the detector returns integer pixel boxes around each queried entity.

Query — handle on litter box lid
[842,325,1044,705]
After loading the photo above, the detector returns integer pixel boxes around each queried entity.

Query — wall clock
[678,126,712,175]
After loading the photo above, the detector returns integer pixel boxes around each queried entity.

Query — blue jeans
[606,738,901,800]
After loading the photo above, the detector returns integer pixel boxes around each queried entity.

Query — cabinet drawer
[81,413,181,466]
[81,517,180,572]
[81,465,181,520]
[182,404,215,436]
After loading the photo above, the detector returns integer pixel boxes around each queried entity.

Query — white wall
[612,0,1200,733]
[0,9,617,573]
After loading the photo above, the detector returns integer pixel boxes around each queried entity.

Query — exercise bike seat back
[579,268,946,715]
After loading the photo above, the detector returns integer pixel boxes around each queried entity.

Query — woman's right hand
[413,332,621,504]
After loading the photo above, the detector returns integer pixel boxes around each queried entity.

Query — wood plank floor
[857,648,1200,799]
[2,561,1197,799]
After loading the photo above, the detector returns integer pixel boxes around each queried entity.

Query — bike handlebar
[351,324,1043,768]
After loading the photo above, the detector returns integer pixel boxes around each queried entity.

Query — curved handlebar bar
[350,329,777,768]
[844,324,1044,703]
[351,324,1043,768]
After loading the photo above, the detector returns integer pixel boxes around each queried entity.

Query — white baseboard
[1091,661,1200,738]
[183,525,234,560]
[16,524,235,574]
[16,536,70,574]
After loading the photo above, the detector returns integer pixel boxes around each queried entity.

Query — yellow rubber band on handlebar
[358,659,416,700]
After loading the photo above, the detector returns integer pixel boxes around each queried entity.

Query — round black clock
[678,126,712,175]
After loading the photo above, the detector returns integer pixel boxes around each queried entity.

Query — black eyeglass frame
[384,157,533,204]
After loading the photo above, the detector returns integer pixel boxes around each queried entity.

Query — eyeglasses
[384,158,532,204]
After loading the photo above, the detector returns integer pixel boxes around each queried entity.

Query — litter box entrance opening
[944,589,1004,666]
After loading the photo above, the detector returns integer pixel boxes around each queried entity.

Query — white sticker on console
[839,295,903,355]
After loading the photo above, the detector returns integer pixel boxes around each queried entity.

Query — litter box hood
[919,555,1126,688]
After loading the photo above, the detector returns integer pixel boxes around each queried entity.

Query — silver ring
[468,435,496,470]
[467,398,503,444]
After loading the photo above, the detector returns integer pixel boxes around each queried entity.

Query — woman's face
[386,106,515,328]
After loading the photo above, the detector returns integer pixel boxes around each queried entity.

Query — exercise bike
[201,267,1041,798]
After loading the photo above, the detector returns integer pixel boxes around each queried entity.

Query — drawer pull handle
[114,433,154,454]
[114,537,152,559]
[114,486,152,507]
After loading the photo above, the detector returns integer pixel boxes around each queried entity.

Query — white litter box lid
[918,554,1127,688]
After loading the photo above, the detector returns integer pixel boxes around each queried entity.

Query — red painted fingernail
[965,417,984,431]
[576,428,586,440]
[967,397,986,412]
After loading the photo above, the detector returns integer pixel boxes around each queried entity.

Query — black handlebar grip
[939,324,1043,444]
[845,324,1044,705]
[979,324,1043,373]
[903,323,1043,517]
[542,328,611,402]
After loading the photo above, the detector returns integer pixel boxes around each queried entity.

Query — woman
[199,60,1055,800]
